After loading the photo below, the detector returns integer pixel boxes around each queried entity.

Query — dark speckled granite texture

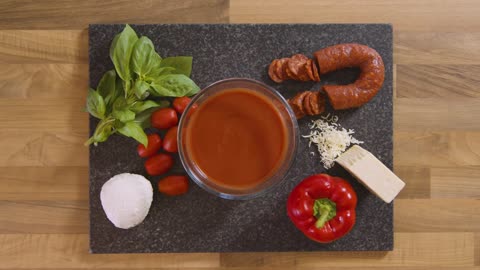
[89,24,393,253]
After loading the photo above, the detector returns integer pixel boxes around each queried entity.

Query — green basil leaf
[134,107,157,129]
[145,66,175,82]
[159,56,193,77]
[109,34,120,60]
[117,121,148,146]
[113,96,127,111]
[112,108,135,123]
[109,76,124,110]
[86,88,106,119]
[110,24,138,82]
[97,70,116,106]
[85,118,114,146]
[133,80,151,100]
[185,84,201,96]
[123,79,132,97]
[150,74,200,97]
[131,100,169,113]
[131,36,161,78]
[152,51,162,65]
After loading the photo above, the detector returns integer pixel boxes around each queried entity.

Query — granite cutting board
[89,24,393,253]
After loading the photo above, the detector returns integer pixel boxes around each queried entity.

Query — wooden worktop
[0,0,478,269]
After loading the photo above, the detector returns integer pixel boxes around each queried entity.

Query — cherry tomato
[158,175,189,196]
[144,153,174,176]
[137,134,162,158]
[163,126,178,153]
[151,108,178,130]
[173,97,192,114]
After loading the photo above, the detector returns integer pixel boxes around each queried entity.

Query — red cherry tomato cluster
[137,97,193,196]
[151,108,178,130]
[173,97,192,114]
[137,134,162,158]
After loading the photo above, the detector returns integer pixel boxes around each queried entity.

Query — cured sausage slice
[287,91,325,119]
[275,58,290,81]
[309,91,318,115]
[268,59,282,83]
[288,99,305,119]
[268,54,320,83]
[297,62,311,82]
[285,64,295,80]
[303,91,314,115]
[291,91,309,117]
[305,59,315,81]
[314,43,384,109]
[311,60,321,82]
[287,54,309,81]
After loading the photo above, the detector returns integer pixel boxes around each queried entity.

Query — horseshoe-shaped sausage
[314,43,384,110]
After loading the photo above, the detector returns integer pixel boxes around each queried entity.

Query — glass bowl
[178,78,298,200]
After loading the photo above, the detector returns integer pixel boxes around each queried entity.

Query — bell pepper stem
[315,208,331,228]
[313,198,337,229]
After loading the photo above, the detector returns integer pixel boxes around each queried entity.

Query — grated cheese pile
[303,114,363,169]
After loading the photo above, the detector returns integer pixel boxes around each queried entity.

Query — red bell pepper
[287,174,357,243]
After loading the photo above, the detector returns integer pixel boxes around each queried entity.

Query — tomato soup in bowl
[178,78,298,199]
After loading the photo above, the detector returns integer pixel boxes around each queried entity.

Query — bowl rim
[177,77,299,200]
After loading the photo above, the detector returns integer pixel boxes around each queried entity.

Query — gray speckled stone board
[89,24,393,253]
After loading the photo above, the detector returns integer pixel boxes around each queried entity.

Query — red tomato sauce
[186,88,288,190]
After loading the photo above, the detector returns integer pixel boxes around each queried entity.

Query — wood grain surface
[0,0,478,268]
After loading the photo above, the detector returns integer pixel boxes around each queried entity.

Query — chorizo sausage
[314,43,384,110]
[289,91,309,118]
[309,91,325,115]
[275,58,289,81]
[268,59,282,83]
[268,54,321,83]
[305,59,315,81]
[288,54,310,82]
[288,91,325,119]
[288,99,304,119]
[311,59,320,81]
[303,91,314,115]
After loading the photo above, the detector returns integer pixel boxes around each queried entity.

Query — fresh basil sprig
[86,24,200,146]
